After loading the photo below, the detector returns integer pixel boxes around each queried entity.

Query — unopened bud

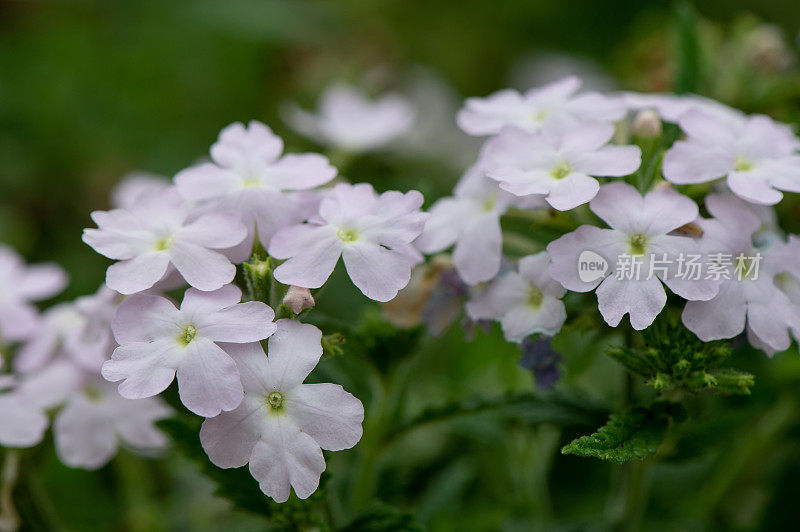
[632,110,662,138]
[282,286,315,314]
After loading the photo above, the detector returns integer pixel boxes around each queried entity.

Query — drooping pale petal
[545,173,599,211]
[271,231,342,290]
[451,213,503,285]
[248,417,325,502]
[596,276,667,330]
[726,170,784,205]
[106,252,171,294]
[414,198,475,253]
[501,297,566,341]
[0,396,49,448]
[169,241,237,292]
[342,242,411,302]
[103,340,181,399]
[681,281,747,341]
[200,395,266,468]
[54,396,118,469]
[112,395,171,451]
[175,338,243,417]
[288,383,364,451]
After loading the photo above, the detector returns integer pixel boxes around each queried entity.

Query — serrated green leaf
[561,407,668,463]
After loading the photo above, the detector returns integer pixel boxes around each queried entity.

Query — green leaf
[156,416,327,528]
[337,503,423,532]
[561,407,668,463]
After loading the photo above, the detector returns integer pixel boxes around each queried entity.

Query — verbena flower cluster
[2,77,799,503]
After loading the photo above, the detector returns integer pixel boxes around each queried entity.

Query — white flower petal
[288,383,364,451]
[112,294,182,345]
[106,252,171,295]
[54,396,118,470]
[342,242,411,302]
[176,338,243,417]
[169,241,236,292]
[200,395,266,468]
[596,276,667,330]
[452,213,503,285]
[103,340,181,399]
[681,281,747,341]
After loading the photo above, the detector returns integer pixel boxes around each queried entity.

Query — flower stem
[0,451,20,532]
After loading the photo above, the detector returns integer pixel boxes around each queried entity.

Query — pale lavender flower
[54,378,170,470]
[200,319,363,503]
[174,121,336,259]
[415,163,521,285]
[0,246,67,342]
[663,110,800,205]
[284,84,415,152]
[102,285,276,417]
[269,183,428,302]
[547,183,719,330]
[83,188,247,294]
[483,121,641,210]
[457,76,626,136]
[467,252,566,342]
[681,195,800,352]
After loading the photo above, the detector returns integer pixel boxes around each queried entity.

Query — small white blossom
[457,76,626,136]
[483,122,641,210]
[269,183,428,302]
[83,188,247,294]
[415,163,526,285]
[111,172,170,209]
[466,252,566,342]
[54,378,170,470]
[102,285,276,417]
[200,319,364,503]
[0,246,67,342]
[547,183,719,330]
[175,121,337,259]
[15,287,118,374]
[284,84,415,152]
[663,110,800,205]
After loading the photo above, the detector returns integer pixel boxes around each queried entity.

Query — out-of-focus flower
[284,84,415,152]
[663,110,800,205]
[200,319,363,503]
[622,92,745,125]
[269,183,428,302]
[467,252,566,342]
[518,336,563,390]
[415,164,519,284]
[14,288,117,374]
[83,188,247,294]
[0,246,67,342]
[681,195,800,352]
[54,378,170,470]
[102,285,276,417]
[483,121,641,210]
[111,172,170,210]
[548,183,719,330]
[0,359,84,448]
[175,121,336,259]
[457,76,626,136]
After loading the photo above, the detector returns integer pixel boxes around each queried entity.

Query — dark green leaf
[561,407,668,462]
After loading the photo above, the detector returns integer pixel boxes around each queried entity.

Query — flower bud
[282,286,315,314]
[632,110,662,138]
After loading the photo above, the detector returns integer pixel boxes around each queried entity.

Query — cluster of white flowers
[0,85,421,503]
[414,76,800,352]
[3,76,800,506]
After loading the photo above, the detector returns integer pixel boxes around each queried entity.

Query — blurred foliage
[4,0,800,531]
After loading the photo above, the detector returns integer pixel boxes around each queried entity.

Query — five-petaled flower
[200,319,364,503]
[102,285,276,417]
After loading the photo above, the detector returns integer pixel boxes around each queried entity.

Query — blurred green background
[3,1,800,530]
